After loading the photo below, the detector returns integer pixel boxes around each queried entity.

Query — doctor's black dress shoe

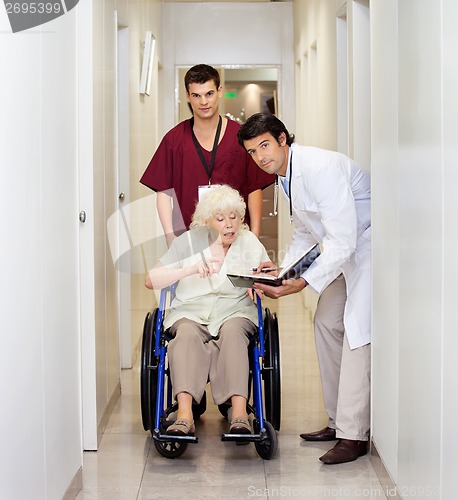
[300,426,336,441]
[319,439,368,464]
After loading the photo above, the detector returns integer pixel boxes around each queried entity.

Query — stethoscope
[269,180,278,217]
[269,150,293,223]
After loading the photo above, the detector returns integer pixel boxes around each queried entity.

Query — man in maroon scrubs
[140,64,274,246]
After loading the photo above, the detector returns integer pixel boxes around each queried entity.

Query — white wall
[0,9,82,500]
[161,2,294,135]
[293,0,338,150]
[441,0,458,497]
[294,1,458,497]
[129,1,164,366]
[82,0,163,449]
[290,0,336,274]
[371,0,458,498]
[91,0,122,446]
[0,0,164,496]
[370,0,400,479]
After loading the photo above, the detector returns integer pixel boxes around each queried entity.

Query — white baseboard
[97,381,121,446]
[62,467,83,500]
[370,439,403,500]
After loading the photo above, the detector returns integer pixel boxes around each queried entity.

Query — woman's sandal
[229,418,251,435]
[166,419,195,436]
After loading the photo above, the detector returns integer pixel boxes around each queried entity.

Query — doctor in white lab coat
[238,113,371,465]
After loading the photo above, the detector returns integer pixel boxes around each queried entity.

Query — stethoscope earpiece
[269,151,293,222]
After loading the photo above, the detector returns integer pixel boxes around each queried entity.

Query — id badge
[198,184,216,201]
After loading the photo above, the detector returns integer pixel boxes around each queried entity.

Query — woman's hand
[194,256,223,278]
[145,253,224,290]
[247,287,265,301]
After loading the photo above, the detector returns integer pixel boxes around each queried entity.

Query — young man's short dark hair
[184,64,221,93]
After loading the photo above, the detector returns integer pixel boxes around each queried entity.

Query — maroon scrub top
[140,118,274,232]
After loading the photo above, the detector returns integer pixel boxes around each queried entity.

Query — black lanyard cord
[288,151,293,222]
[191,115,222,184]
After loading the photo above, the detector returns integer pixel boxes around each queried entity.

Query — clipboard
[227,243,320,288]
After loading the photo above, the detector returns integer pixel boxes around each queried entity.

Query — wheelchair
[140,285,281,460]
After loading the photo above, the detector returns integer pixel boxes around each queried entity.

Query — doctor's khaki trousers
[167,317,256,406]
[314,274,371,441]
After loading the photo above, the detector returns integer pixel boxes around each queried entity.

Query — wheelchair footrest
[221,433,264,443]
[153,429,198,444]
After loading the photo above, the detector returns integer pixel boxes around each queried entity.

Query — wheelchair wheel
[253,420,277,460]
[263,308,281,431]
[140,309,159,433]
[154,439,188,459]
[154,421,188,459]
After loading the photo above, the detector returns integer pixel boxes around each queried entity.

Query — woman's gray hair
[190,184,248,229]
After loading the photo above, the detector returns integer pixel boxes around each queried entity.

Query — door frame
[115,13,132,369]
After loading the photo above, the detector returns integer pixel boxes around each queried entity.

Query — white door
[78,0,97,450]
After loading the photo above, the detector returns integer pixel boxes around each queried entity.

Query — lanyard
[190,115,222,184]
[288,151,293,222]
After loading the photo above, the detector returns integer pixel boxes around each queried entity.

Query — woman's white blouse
[160,230,269,336]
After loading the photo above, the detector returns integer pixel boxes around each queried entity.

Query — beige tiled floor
[76,294,386,499]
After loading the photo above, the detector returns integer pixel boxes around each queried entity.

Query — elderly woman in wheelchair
[143,185,280,459]
[145,185,274,438]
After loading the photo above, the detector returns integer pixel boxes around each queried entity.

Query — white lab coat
[281,144,371,349]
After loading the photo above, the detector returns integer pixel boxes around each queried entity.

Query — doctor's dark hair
[184,64,221,93]
[237,113,295,148]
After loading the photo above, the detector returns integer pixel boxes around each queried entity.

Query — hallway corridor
[76,293,386,499]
